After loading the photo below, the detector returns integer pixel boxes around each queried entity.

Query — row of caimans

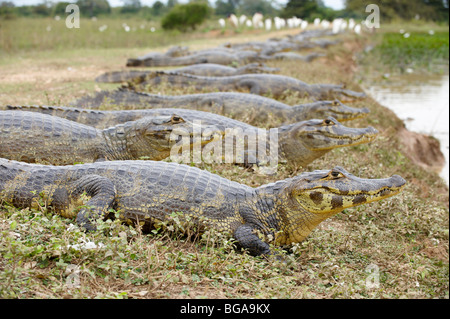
[0,30,406,257]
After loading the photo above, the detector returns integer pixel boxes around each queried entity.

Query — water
[366,73,449,185]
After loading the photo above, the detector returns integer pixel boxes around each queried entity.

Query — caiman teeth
[326,186,404,201]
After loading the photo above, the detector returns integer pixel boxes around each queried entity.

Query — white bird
[300,20,308,29]
[239,15,247,25]
[252,13,263,29]
[320,20,330,29]
[348,18,355,30]
[265,18,272,31]
[228,14,238,28]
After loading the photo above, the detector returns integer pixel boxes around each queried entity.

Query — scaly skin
[0,111,214,165]
[64,89,369,123]
[223,40,319,55]
[95,63,280,83]
[136,71,367,100]
[5,107,378,167]
[126,49,262,67]
[0,159,406,256]
[271,52,326,62]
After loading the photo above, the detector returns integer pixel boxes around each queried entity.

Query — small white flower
[403,32,410,38]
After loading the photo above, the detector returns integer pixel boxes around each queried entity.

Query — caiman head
[310,84,367,101]
[291,100,370,122]
[273,166,406,245]
[278,117,378,166]
[110,115,214,161]
[238,63,280,74]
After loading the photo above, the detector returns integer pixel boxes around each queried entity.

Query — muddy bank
[398,127,445,173]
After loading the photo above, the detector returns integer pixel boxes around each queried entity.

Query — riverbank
[356,25,449,186]
[367,73,449,185]
[0,25,448,299]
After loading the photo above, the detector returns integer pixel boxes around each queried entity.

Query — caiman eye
[329,170,344,179]
[171,115,184,124]
[323,119,333,126]
[332,100,339,106]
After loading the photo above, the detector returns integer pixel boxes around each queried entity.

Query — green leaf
[10,220,17,230]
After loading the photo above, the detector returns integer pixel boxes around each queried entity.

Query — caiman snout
[364,126,379,136]
[361,107,370,114]
[389,175,407,188]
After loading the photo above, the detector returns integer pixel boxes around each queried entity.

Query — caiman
[222,40,318,56]
[66,89,369,123]
[271,52,326,62]
[135,71,367,100]
[4,106,378,167]
[0,159,406,256]
[0,111,214,165]
[126,49,262,67]
[95,63,280,83]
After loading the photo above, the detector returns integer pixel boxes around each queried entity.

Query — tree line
[0,0,447,23]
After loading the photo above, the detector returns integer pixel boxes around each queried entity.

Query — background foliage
[0,0,448,22]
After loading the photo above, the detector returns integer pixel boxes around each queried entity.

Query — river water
[366,73,449,185]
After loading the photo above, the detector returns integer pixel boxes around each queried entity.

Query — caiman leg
[234,225,271,256]
[236,80,262,95]
[70,175,117,231]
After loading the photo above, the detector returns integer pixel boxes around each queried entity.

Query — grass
[0,19,449,299]
[370,31,448,73]
[0,17,276,54]
[357,22,449,75]
[0,17,168,53]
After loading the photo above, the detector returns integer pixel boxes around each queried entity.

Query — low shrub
[161,2,210,32]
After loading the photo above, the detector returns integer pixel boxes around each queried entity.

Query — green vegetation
[358,26,449,74]
[375,31,449,70]
[161,2,211,32]
[281,0,339,21]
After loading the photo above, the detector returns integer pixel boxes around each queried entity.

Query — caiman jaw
[336,88,367,102]
[330,105,370,121]
[307,128,378,151]
[296,183,405,214]
[294,169,406,214]
[301,117,379,151]
[306,100,370,122]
